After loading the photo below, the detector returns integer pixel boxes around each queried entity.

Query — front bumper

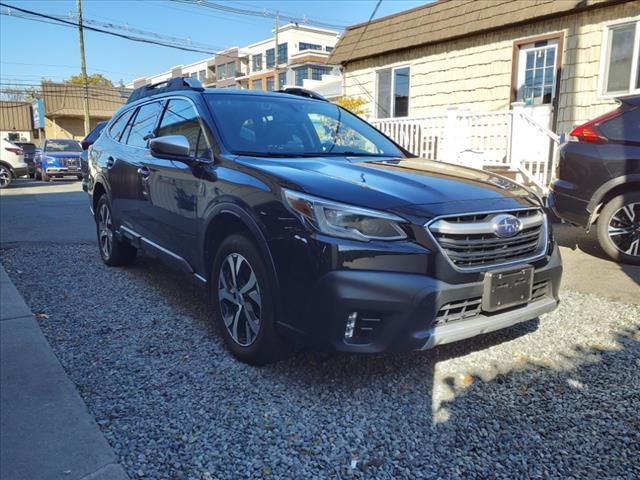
[302,246,562,353]
[45,167,81,176]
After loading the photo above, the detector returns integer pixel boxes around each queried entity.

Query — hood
[237,155,540,216]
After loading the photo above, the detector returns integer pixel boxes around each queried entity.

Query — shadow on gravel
[2,246,639,479]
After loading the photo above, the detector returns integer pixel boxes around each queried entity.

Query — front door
[142,98,212,269]
[516,39,559,129]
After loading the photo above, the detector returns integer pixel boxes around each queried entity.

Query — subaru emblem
[493,214,522,238]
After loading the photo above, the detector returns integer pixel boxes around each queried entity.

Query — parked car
[80,121,107,192]
[0,138,28,188]
[35,138,83,182]
[87,78,562,364]
[13,141,37,178]
[550,95,640,265]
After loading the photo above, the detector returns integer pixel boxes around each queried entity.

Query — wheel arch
[201,203,279,291]
[587,175,640,225]
[0,161,15,178]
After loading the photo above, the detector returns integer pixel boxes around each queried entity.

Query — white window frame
[373,64,411,119]
[598,18,640,98]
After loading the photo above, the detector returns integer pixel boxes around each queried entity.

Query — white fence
[371,107,560,194]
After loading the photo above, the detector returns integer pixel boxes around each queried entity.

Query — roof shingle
[329,0,627,64]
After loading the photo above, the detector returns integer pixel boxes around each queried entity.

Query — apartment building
[128,23,341,93]
[241,24,340,91]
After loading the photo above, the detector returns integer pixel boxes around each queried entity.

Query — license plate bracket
[482,266,534,312]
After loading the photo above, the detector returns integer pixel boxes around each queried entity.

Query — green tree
[65,73,114,87]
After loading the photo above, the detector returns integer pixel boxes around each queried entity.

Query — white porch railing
[371,107,560,194]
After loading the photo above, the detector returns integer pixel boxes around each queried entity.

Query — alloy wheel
[98,203,113,259]
[218,253,262,347]
[608,202,640,257]
[0,166,10,188]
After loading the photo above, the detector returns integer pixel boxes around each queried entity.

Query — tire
[77,175,83,181]
[596,192,640,265]
[41,170,50,182]
[211,234,283,365]
[95,195,137,266]
[0,164,12,189]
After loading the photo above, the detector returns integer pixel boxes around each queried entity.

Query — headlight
[283,189,407,241]
[44,156,56,165]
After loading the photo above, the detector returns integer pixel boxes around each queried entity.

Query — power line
[170,0,346,30]
[342,0,389,118]
[0,2,219,55]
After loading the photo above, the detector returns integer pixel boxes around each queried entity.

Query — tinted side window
[600,108,640,143]
[157,99,210,158]
[108,110,134,141]
[126,102,164,148]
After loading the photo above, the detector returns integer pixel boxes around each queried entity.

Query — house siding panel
[344,2,639,134]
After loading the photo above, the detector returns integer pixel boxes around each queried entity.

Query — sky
[0,0,427,87]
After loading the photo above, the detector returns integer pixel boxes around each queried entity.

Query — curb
[0,264,129,480]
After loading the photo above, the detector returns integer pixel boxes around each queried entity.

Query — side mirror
[149,135,192,162]
[81,140,90,150]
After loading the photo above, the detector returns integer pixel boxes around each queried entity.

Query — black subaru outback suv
[87,78,562,364]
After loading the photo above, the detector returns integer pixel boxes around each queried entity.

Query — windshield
[45,139,82,152]
[206,93,403,158]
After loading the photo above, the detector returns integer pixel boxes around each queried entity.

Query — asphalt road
[0,178,95,246]
[1,177,638,303]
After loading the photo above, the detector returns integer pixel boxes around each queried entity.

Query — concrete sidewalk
[0,265,128,480]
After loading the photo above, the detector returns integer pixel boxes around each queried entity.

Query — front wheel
[211,234,284,365]
[95,195,137,266]
[596,192,640,265]
[0,165,12,189]
[41,170,50,182]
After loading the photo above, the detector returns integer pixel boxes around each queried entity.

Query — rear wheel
[0,165,12,189]
[596,192,640,265]
[211,234,283,365]
[95,195,137,266]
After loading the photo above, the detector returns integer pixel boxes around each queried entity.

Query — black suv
[550,96,639,265]
[87,78,562,364]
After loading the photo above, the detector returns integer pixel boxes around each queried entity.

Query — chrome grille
[435,279,551,326]
[61,158,80,167]
[427,209,547,270]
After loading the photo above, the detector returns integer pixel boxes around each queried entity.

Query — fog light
[344,312,357,339]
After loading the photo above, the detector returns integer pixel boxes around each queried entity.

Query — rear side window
[599,108,640,143]
[157,99,210,158]
[125,101,164,148]
[108,110,134,141]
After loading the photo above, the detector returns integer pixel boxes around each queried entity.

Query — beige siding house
[330,0,639,191]
[40,82,129,140]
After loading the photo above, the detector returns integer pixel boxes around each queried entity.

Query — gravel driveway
[1,245,639,480]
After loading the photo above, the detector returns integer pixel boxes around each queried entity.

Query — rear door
[108,101,164,237]
[141,97,212,267]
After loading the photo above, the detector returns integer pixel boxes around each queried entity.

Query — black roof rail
[276,87,328,102]
[127,77,204,104]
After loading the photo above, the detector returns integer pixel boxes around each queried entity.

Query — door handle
[106,157,115,169]
[137,166,150,181]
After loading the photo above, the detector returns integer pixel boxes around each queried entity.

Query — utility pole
[274,12,279,90]
[77,0,90,136]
